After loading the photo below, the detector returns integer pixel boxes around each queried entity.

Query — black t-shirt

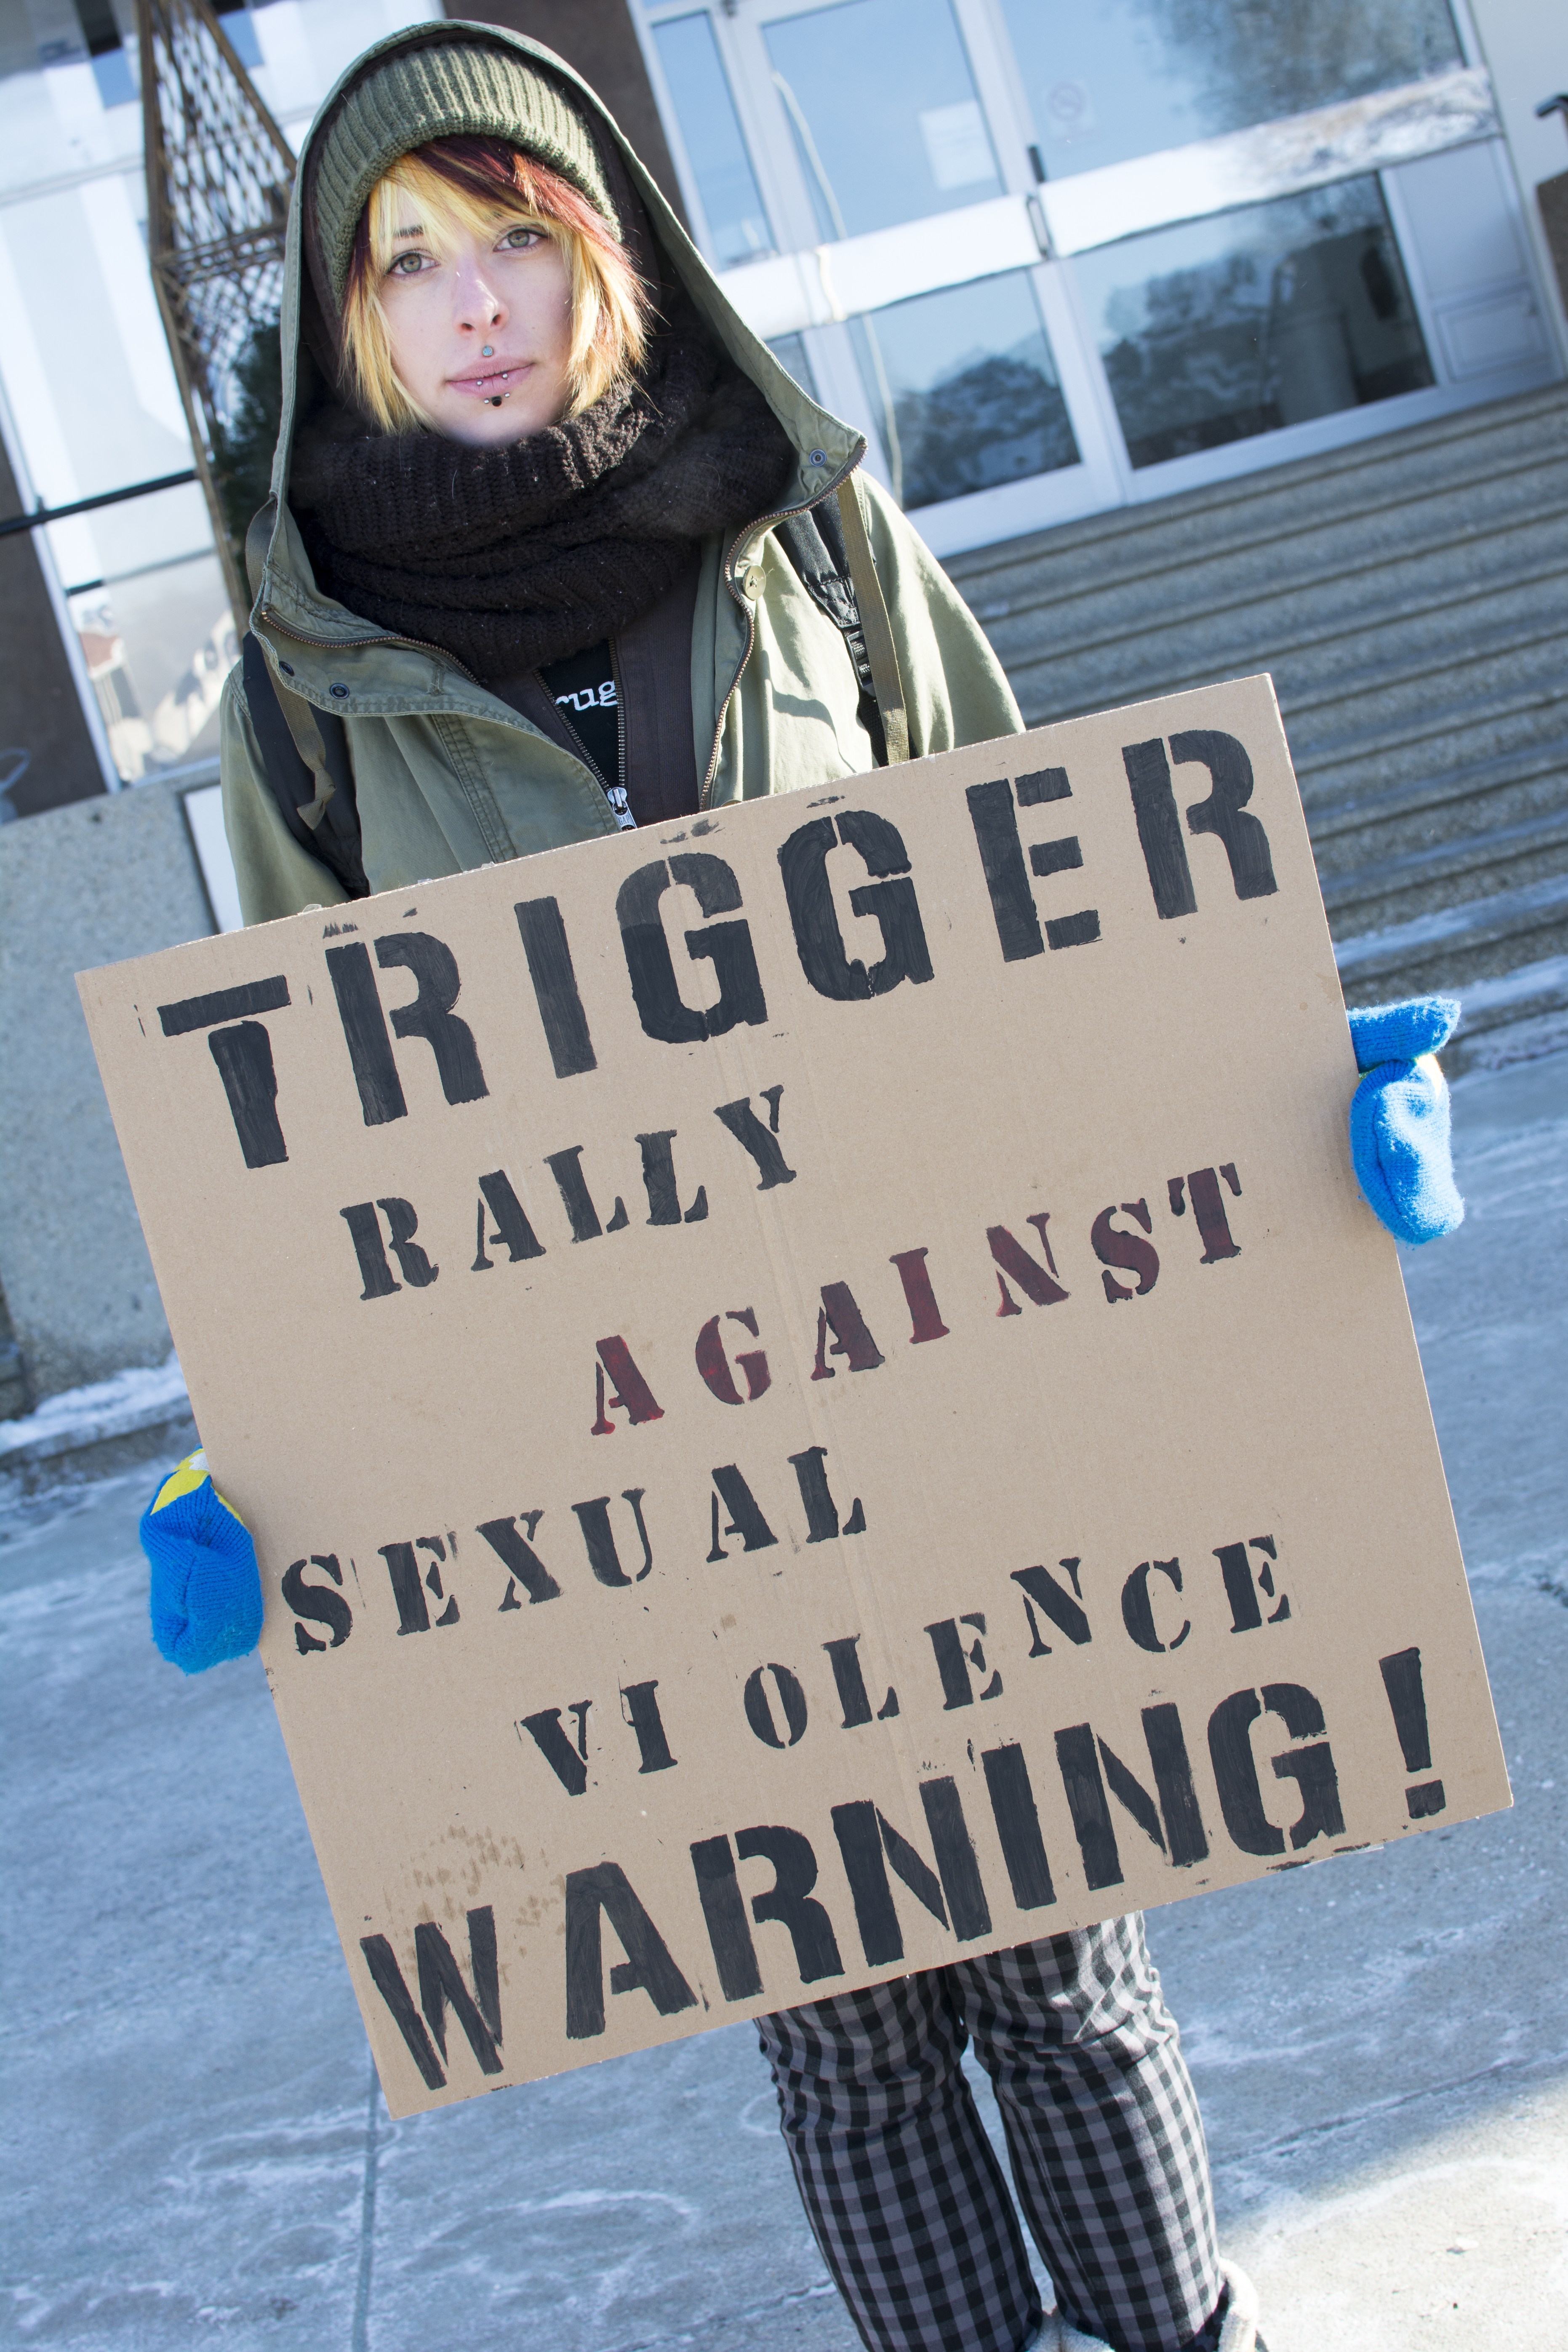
[538,641,631,827]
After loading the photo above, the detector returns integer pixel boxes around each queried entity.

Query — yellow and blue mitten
[140,1450,263,1672]
[1347,995,1464,1245]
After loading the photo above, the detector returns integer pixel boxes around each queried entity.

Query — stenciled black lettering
[919,1778,992,1940]
[327,940,406,1125]
[1215,1536,1290,1632]
[714,1092,796,1189]
[1123,738,1197,920]
[1121,1558,1190,1654]
[341,1201,399,1299]
[520,1705,591,1795]
[1172,728,1277,901]
[621,1679,678,1773]
[734,1824,843,1983]
[778,808,934,1002]
[477,1512,561,1606]
[787,1445,865,1544]
[690,1835,764,2000]
[1208,1683,1344,1856]
[472,1169,545,1269]
[281,1553,352,1654]
[1012,1559,1093,1653]
[707,1465,778,1557]
[416,1909,503,2074]
[981,1744,1056,1911]
[831,1799,949,1966]
[744,1663,809,1749]
[617,853,768,1044]
[373,933,488,1103]
[572,1490,653,1586]
[204,1024,288,1168]
[635,1129,708,1227]
[564,1862,697,2038]
[515,896,596,1078]
[376,1197,437,1288]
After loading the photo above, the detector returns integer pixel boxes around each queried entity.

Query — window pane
[997,0,1463,179]
[653,13,775,267]
[1074,179,1434,469]
[852,274,1079,509]
[767,332,819,400]
[765,0,1000,241]
[70,553,236,782]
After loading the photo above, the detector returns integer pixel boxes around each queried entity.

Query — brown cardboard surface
[78,675,1509,2119]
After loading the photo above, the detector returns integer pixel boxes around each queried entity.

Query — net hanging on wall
[138,0,295,630]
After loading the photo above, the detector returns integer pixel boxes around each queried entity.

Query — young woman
[152,23,1463,2352]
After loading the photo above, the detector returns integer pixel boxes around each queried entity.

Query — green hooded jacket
[221,19,1023,926]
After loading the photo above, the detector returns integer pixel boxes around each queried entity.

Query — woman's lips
[447,359,530,396]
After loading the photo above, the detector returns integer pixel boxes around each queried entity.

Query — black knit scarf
[288,300,794,680]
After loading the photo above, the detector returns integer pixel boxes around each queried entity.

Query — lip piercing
[481,344,494,356]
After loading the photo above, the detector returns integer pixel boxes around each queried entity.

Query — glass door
[635,0,1558,554]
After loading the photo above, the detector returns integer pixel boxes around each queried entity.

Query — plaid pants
[756,1915,1220,2352]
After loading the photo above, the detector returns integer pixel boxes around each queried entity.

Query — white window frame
[633,0,1565,547]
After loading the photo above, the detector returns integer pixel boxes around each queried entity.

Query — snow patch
[0,1354,191,1464]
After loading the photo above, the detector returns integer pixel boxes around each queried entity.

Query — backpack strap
[775,474,911,766]
[239,632,369,899]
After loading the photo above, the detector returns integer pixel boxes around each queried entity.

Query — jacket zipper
[699,448,866,811]
[612,638,627,811]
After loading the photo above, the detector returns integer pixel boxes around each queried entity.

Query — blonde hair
[340,135,649,434]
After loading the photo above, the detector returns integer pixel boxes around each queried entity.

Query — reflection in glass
[70,552,236,782]
[214,1,264,72]
[652,13,775,267]
[767,333,820,400]
[997,0,1463,180]
[1074,179,1433,469]
[852,275,1078,509]
[765,0,999,242]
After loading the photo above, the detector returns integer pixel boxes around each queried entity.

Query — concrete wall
[0,780,214,1400]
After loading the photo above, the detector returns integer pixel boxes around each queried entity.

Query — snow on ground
[0,1354,188,1464]
[1,1051,1563,2352]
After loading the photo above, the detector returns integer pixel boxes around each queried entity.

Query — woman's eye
[388,250,430,276]
[499,226,542,251]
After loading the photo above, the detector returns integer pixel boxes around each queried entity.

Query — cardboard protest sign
[79,673,1508,2118]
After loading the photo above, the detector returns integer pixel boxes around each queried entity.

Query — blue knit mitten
[140,1450,263,1672]
[1346,995,1464,1245]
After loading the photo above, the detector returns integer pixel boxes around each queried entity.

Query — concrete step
[1316,743,1568,884]
[958,385,1568,624]
[1322,806,1568,936]
[1285,629,1568,773]
[1439,952,1568,1074]
[952,382,1568,1009]
[1333,872,1568,998]
[1008,550,1568,732]
[1306,738,1568,870]
[1291,687,1568,813]
[986,473,1568,683]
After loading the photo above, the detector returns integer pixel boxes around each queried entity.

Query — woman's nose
[453,263,504,334]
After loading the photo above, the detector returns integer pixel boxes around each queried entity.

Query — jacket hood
[251,17,863,642]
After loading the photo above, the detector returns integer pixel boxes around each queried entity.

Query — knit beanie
[308,36,620,312]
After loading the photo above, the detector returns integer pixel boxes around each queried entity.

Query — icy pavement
[2,1052,1564,2352]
